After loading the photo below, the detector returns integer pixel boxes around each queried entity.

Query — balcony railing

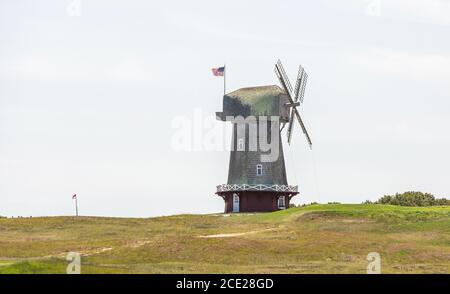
[216,184,298,193]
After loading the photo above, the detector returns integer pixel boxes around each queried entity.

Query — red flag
[72,194,77,200]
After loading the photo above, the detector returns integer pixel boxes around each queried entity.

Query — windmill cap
[226,85,285,101]
[217,85,289,121]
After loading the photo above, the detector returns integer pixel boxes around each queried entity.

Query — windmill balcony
[216,184,298,193]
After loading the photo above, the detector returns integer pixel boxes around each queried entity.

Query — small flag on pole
[212,65,226,95]
[211,66,225,76]
[72,194,78,216]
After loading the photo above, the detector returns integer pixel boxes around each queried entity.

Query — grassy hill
[0,204,449,274]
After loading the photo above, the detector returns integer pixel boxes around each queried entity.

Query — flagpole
[75,197,78,217]
[224,64,226,96]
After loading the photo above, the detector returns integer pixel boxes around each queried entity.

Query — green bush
[374,191,450,207]
[300,202,319,207]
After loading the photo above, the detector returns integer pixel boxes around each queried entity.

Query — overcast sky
[1,0,450,217]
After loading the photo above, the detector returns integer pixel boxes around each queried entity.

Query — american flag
[211,66,225,76]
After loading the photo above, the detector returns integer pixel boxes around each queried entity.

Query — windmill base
[217,191,298,213]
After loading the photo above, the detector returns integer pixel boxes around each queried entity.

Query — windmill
[275,59,312,148]
[215,60,312,213]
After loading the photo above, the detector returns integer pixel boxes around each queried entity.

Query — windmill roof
[219,85,289,119]
[226,85,285,104]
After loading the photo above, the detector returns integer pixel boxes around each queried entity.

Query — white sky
[1,0,449,217]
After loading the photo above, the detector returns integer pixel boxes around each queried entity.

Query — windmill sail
[275,59,312,148]
[299,71,308,103]
[294,108,312,148]
[293,65,305,102]
[276,60,293,95]
[286,107,295,144]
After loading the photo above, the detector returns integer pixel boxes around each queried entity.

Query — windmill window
[256,164,262,176]
[278,196,286,209]
[237,138,244,151]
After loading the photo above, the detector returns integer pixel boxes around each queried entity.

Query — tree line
[365,191,450,207]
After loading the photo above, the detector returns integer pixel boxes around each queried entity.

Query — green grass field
[1,204,449,274]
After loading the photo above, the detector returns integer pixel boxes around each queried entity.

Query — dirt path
[197,228,276,238]
[33,239,152,260]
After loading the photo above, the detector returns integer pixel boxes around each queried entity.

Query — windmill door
[232,194,240,212]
